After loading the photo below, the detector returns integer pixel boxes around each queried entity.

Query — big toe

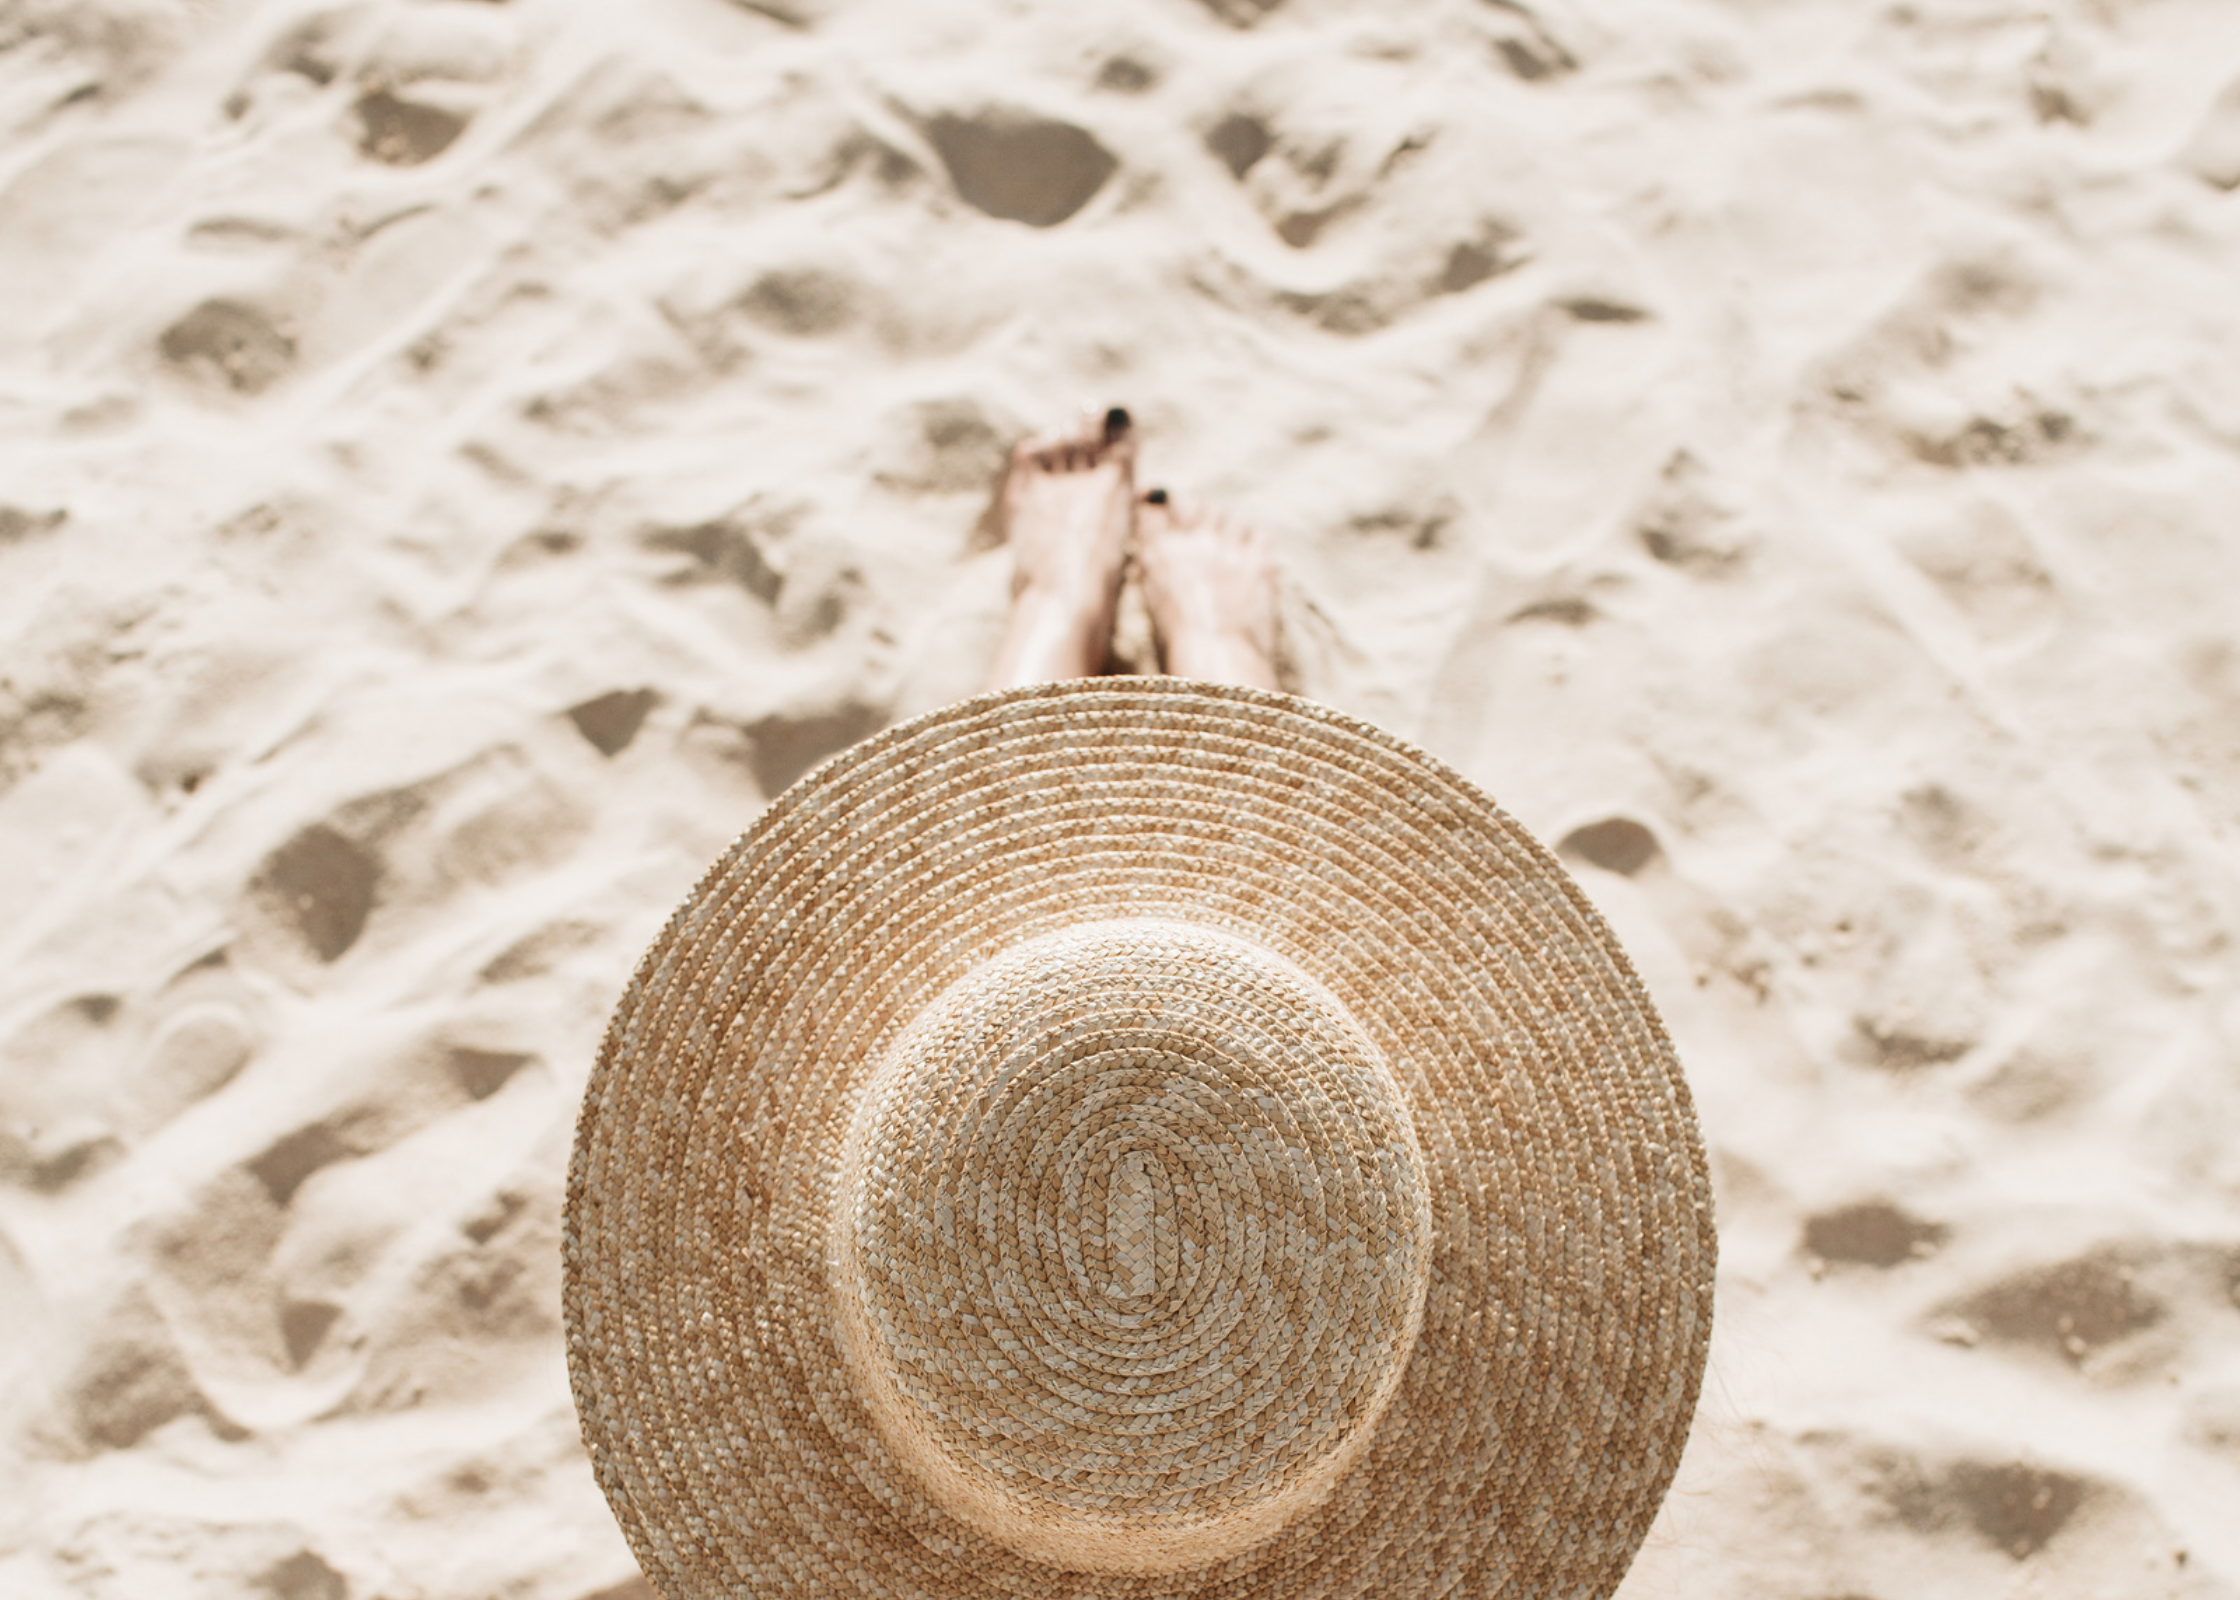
[1144,490,1223,537]
[1021,408,1133,473]
[1017,425,1079,472]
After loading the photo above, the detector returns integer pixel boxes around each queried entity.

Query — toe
[1016,410,1137,477]
[1016,429,1070,472]
[1064,410,1109,460]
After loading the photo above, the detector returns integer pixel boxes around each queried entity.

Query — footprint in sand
[1482,2,1578,83]
[1805,1431,2107,1565]
[245,1045,537,1211]
[0,504,66,544]
[680,694,883,804]
[642,514,788,604]
[737,266,861,339]
[1633,450,1748,576]
[1097,56,1157,94]
[336,1160,564,1413]
[740,699,887,798]
[1558,815,1661,878]
[1920,1458,2093,1561]
[250,1115,381,1210]
[354,88,470,166]
[254,1551,349,1600]
[874,397,1009,497]
[639,502,872,660]
[477,918,602,985]
[247,757,595,976]
[232,0,501,167]
[1206,111,1274,179]
[65,1285,224,1451]
[1196,99,1531,329]
[567,689,658,758]
[250,822,381,965]
[138,1030,544,1402]
[925,110,1116,228]
[1801,1199,1947,1270]
[1932,1245,2169,1370]
[157,299,296,396]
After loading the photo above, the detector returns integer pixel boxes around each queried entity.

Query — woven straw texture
[565,678,1715,1600]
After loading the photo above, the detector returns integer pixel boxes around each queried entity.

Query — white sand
[5,0,2240,1594]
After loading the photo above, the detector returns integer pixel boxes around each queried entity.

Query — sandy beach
[4,0,2240,1594]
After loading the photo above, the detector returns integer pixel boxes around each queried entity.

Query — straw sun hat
[564,677,1714,1599]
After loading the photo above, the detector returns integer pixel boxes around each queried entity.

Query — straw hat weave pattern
[565,678,1715,1599]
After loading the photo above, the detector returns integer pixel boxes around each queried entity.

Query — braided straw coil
[565,678,1714,1600]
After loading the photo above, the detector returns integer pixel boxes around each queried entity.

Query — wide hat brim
[565,679,1715,1599]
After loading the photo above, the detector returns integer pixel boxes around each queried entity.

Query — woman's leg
[982,409,1137,691]
[1134,490,1280,692]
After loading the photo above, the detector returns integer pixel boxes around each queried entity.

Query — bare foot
[1135,490,1280,691]
[983,408,1136,690]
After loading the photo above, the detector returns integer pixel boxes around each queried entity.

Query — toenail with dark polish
[1103,406,1131,440]
[1146,487,1168,504]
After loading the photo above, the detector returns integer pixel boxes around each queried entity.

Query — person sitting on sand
[983,407,1280,693]
[564,411,1715,1600]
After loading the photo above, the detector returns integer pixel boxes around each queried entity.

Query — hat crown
[831,920,1434,1575]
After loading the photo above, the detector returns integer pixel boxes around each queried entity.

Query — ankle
[1163,631,1276,691]
[987,590,1108,689]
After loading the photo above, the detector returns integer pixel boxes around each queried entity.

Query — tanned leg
[982,408,1136,690]
[1134,489,1280,692]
